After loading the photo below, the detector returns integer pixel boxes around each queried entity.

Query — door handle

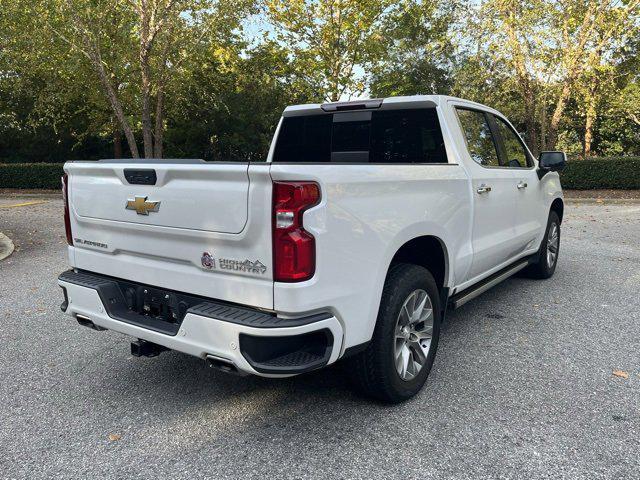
[517,181,528,190]
[477,184,492,194]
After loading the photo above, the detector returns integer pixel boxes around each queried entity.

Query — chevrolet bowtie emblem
[125,195,161,215]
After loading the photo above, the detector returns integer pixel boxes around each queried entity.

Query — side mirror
[538,151,566,177]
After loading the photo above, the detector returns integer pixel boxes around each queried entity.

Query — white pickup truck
[58,95,566,402]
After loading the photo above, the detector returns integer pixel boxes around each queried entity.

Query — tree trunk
[114,124,123,158]
[583,111,594,158]
[523,89,539,157]
[153,87,164,158]
[540,104,547,152]
[330,73,340,102]
[538,84,548,152]
[583,81,598,158]
[140,51,154,158]
[547,81,571,150]
[541,6,588,149]
[546,3,604,150]
[502,4,538,155]
[92,52,140,158]
[65,7,140,158]
[138,1,154,159]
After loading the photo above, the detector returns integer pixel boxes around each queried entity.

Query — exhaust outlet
[205,355,247,376]
[76,315,106,331]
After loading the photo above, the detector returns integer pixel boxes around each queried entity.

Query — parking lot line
[0,200,48,208]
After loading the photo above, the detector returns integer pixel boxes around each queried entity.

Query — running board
[449,258,531,310]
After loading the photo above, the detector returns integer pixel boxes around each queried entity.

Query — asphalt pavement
[0,197,638,479]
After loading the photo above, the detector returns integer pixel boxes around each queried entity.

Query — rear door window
[273,108,448,163]
[273,114,331,163]
[455,108,501,167]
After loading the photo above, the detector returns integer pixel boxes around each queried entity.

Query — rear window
[273,108,448,164]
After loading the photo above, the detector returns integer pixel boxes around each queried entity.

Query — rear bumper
[58,270,343,377]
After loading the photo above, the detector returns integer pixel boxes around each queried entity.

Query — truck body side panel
[270,163,472,349]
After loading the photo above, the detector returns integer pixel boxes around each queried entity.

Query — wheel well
[551,198,564,223]
[390,236,447,290]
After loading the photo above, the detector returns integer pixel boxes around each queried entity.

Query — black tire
[349,263,441,403]
[524,211,561,279]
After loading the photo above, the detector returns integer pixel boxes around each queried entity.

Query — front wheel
[349,263,441,403]
[524,211,561,279]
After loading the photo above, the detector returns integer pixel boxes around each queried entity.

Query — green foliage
[0,0,639,164]
[560,158,640,190]
[265,0,393,102]
[164,41,315,161]
[0,163,65,189]
[369,0,455,97]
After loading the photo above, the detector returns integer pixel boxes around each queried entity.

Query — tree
[264,0,392,102]
[2,0,639,163]
[33,0,254,158]
[0,0,119,160]
[546,0,640,149]
[369,0,456,97]
[610,29,640,127]
[480,0,547,154]
[164,40,318,161]
[468,0,640,154]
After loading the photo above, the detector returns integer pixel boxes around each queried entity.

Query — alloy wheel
[547,222,559,267]
[394,289,434,381]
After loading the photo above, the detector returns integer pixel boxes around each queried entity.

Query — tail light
[62,173,73,245]
[272,181,320,282]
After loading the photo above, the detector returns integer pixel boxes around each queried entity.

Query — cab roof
[282,95,494,117]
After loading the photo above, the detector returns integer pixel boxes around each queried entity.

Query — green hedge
[1,157,639,190]
[0,163,65,189]
[560,157,640,190]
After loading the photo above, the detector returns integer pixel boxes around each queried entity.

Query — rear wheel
[349,263,441,403]
[524,211,561,279]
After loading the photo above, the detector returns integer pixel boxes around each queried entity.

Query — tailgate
[71,161,249,233]
[65,161,274,309]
